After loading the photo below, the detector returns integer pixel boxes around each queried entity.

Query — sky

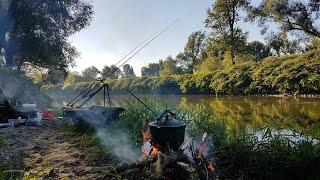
[69,0,265,76]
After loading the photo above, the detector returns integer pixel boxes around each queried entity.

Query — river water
[49,94,320,138]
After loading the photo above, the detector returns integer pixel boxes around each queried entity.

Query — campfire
[115,110,218,180]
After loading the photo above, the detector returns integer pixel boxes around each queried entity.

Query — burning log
[116,156,157,173]
[157,151,190,169]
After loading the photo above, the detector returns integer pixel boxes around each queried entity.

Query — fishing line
[67,31,159,106]
[68,19,179,107]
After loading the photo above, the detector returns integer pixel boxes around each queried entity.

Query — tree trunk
[230,5,236,65]
[5,48,15,67]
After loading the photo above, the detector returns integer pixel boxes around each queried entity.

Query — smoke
[0,68,50,107]
[96,128,139,162]
[68,106,139,162]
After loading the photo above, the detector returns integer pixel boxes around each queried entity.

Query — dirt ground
[0,120,107,179]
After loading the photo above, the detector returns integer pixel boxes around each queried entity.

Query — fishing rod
[66,32,156,106]
[126,89,158,116]
[67,19,179,107]
[101,19,179,83]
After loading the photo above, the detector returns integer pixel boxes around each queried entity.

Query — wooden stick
[176,162,196,173]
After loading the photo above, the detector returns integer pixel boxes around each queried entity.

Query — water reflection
[49,93,320,138]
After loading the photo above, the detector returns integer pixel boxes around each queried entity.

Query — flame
[150,144,162,156]
[207,162,216,171]
[141,119,151,141]
[142,128,151,142]
[197,132,208,157]
[141,119,163,156]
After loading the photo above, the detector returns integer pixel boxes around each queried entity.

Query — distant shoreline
[43,86,320,99]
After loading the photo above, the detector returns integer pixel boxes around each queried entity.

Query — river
[49,93,320,138]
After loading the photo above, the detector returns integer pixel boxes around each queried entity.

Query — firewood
[116,156,156,172]
[120,168,140,177]
[176,162,196,173]
[159,151,189,168]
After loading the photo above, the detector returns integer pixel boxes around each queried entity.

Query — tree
[176,31,206,73]
[247,0,320,38]
[44,68,67,84]
[205,0,249,64]
[246,41,271,61]
[141,63,161,77]
[266,33,284,56]
[196,57,219,73]
[101,65,111,79]
[71,71,85,83]
[122,64,135,78]
[266,33,302,56]
[64,72,75,86]
[159,56,180,76]
[306,38,320,50]
[101,65,121,79]
[0,0,93,70]
[82,66,100,81]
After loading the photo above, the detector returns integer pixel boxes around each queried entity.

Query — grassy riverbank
[44,50,320,96]
[102,100,320,179]
[1,100,315,179]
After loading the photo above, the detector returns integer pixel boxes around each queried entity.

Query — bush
[0,67,51,108]
[43,50,320,96]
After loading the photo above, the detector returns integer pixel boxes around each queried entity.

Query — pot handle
[157,110,176,121]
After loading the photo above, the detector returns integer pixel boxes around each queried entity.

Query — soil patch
[0,121,108,179]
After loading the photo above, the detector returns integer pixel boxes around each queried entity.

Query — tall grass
[111,101,320,179]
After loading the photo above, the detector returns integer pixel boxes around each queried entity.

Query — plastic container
[22,104,37,110]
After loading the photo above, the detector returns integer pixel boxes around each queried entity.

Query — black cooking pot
[149,110,186,151]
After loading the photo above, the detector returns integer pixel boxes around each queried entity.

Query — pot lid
[149,110,185,128]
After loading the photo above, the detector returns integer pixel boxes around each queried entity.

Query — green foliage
[266,33,303,56]
[196,57,219,73]
[141,63,161,77]
[210,62,255,94]
[246,41,271,61]
[0,67,52,108]
[110,102,320,179]
[62,126,114,165]
[247,0,320,38]
[108,99,161,144]
[307,37,320,51]
[205,0,249,64]
[102,65,121,79]
[156,77,181,94]
[250,50,320,94]
[159,56,180,76]
[122,64,135,78]
[0,136,4,147]
[0,0,93,69]
[214,128,320,179]
[63,72,75,87]
[176,31,206,73]
[0,164,8,180]
[44,50,320,95]
[32,71,43,84]
[82,66,100,81]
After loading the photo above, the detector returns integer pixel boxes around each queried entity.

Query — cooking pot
[149,110,186,151]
